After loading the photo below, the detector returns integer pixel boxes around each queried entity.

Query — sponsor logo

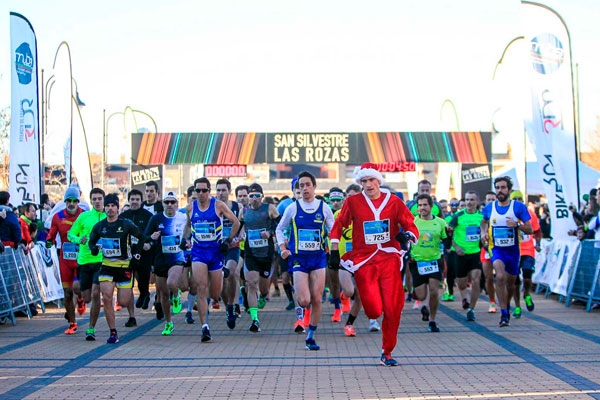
[530,34,564,75]
[15,42,34,85]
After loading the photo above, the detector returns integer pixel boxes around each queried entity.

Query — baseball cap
[163,191,177,201]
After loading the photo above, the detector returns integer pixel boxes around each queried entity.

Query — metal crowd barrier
[0,247,45,326]
[566,240,600,312]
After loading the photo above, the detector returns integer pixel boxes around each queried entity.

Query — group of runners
[45,163,541,365]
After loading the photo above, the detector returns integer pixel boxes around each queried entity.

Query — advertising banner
[522,2,578,240]
[9,12,41,205]
[461,163,492,199]
[29,244,64,302]
[533,238,579,296]
[131,164,163,194]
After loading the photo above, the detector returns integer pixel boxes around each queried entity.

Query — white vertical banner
[9,12,41,205]
[521,2,578,240]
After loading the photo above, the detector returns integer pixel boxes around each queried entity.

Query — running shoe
[448,294,455,301]
[302,308,311,328]
[412,300,421,310]
[65,322,77,335]
[172,290,182,314]
[249,319,261,332]
[115,301,122,311]
[107,332,119,344]
[513,307,522,319]
[331,308,342,322]
[257,296,266,310]
[441,292,450,302]
[466,310,475,321]
[344,325,356,337]
[341,293,351,313]
[499,315,510,327]
[428,321,440,332]
[421,306,430,322]
[201,326,212,342]
[212,299,220,310]
[141,293,150,310]
[369,319,381,332]
[185,311,195,324]
[380,352,398,366]
[462,298,470,310]
[76,297,86,315]
[294,319,305,334]
[524,295,535,312]
[85,328,96,341]
[226,309,236,330]
[285,301,295,311]
[305,338,320,351]
[162,322,174,336]
[155,302,164,321]
[488,302,497,313]
[125,317,137,327]
[234,304,241,318]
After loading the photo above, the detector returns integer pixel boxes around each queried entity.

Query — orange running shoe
[64,322,77,335]
[302,307,311,328]
[341,293,351,313]
[294,319,305,333]
[332,308,342,322]
[115,301,122,311]
[212,299,220,310]
[77,297,86,315]
[488,302,497,313]
[344,324,356,337]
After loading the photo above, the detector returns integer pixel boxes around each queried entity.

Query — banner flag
[9,12,41,206]
[521,2,578,240]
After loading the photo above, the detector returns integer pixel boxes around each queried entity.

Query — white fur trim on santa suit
[353,166,384,185]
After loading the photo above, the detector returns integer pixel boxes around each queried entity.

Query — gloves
[220,238,231,255]
[90,245,100,256]
[179,237,190,251]
[45,240,53,249]
[328,249,340,270]
[395,231,412,251]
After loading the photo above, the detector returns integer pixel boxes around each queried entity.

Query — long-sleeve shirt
[67,208,106,265]
[0,208,22,247]
[330,190,419,272]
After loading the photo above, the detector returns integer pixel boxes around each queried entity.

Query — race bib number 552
[363,219,390,245]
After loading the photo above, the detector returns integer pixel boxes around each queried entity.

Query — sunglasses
[330,198,343,202]
[164,200,177,205]
[195,188,210,193]
[249,193,262,199]
[65,199,79,203]
[450,203,459,207]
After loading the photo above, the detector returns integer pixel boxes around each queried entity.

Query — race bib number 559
[298,229,320,251]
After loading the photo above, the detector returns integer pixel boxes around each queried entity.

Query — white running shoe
[412,300,421,310]
[369,319,381,332]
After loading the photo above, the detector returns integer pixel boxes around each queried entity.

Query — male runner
[143,181,164,214]
[330,163,418,365]
[481,177,532,327]
[183,177,240,342]
[89,194,147,343]
[239,183,279,332]
[327,187,345,322]
[216,179,242,328]
[145,191,187,335]
[482,191,497,312]
[120,189,154,323]
[277,171,334,350]
[410,194,446,332]
[450,191,483,321]
[442,198,459,302]
[405,180,444,218]
[67,188,106,341]
[509,191,542,317]
[46,186,84,334]
[236,185,250,315]
[179,186,199,324]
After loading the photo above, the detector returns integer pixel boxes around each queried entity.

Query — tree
[0,107,9,189]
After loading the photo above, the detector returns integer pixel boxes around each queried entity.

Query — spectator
[0,191,21,248]
[538,204,551,239]
[19,202,37,246]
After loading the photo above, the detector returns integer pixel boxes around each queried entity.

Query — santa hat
[353,162,385,185]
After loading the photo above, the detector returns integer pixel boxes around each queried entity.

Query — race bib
[248,229,267,248]
[161,235,180,254]
[223,226,232,239]
[520,231,531,242]
[345,242,353,252]
[194,222,217,241]
[363,219,390,245]
[62,242,78,260]
[493,227,515,247]
[298,229,320,251]
[100,238,122,257]
[131,236,139,245]
[465,226,481,242]
[417,260,439,275]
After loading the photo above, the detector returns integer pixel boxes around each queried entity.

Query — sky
[1,0,599,165]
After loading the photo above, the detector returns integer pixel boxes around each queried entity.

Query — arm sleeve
[323,204,335,233]
[47,214,59,243]
[330,200,351,243]
[482,204,491,220]
[398,201,419,243]
[441,220,448,239]
[67,216,82,243]
[21,221,32,244]
[449,214,459,228]
[88,222,101,251]
[275,203,295,245]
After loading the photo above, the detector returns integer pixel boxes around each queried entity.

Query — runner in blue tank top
[276,171,334,351]
[183,177,240,343]
[481,176,532,328]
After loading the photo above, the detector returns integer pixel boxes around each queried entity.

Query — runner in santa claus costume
[329,163,419,366]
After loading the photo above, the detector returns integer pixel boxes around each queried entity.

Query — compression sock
[346,314,357,326]
[249,307,258,321]
[333,297,341,310]
[306,325,317,341]
[283,283,294,302]
[187,294,196,312]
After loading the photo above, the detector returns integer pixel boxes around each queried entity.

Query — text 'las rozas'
[273,133,351,163]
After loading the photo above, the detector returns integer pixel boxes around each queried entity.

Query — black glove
[179,239,189,251]
[395,232,412,251]
[328,249,340,270]
[220,238,231,255]
[0,242,5,254]
[222,266,230,279]
[90,245,100,256]
[45,240,53,249]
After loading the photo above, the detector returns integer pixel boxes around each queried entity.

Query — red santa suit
[330,164,418,356]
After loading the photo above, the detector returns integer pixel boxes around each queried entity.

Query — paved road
[1,289,599,399]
